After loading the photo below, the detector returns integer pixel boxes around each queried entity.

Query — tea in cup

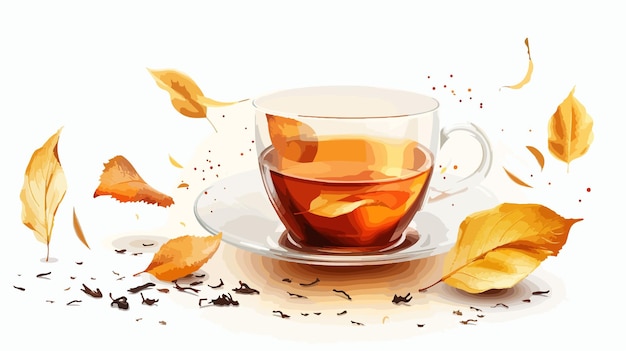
[253,86,491,253]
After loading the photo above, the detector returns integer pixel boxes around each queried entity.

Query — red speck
[251,140,255,143]
[210,166,213,169]
[450,74,453,78]
[240,153,244,156]
[193,167,197,171]
[427,75,431,79]
[204,191,208,195]
[432,87,436,90]
[443,84,447,88]
[586,187,591,192]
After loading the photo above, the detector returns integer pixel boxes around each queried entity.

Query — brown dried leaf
[441,203,581,293]
[547,87,594,172]
[502,167,532,188]
[20,128,67,261]
[501,37,533,90]
[135,233,222,282]
[93,155,174,207]
[72,207,90,249]
[526,146,545,170]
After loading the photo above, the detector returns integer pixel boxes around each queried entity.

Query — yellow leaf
[435,203,581,293]
[501,37,533,90]
[503,167,532,188]
[93,155,174,207]
[20,128,67,261]
[526,145,545,170]
[72,208,90,249]
[135,233,222,282]
[302,191,407,218]
[168,154,184,168]
[547,87,594,172]
[148,69,207,118]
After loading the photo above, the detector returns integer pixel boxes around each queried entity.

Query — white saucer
[193,169,500,266]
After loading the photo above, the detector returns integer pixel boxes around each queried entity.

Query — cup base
[278,227,420,256]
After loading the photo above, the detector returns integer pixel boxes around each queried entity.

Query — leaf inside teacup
[301,191,410,218]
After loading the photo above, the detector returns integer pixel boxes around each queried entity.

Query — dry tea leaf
[501,37,533,90]
[503,167,532,188]
[94,155,174,207]
[20,128,67,261]
[526,146,545,170]
[437,203,581,293]
[266,114,318,162]
[548,87,594,172]
[72,207,90,249]
[168,154,184,168]
[135,233,222,282]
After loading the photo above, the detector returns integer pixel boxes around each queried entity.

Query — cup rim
[252,85,439,119]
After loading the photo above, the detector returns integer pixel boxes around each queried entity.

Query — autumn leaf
[548,86,594,172]
[20,128,67,261]
[501,37,533,90]
[72,207,90,249]
[148,68,247,132]
[266,114,318,162]
[526,146,545,170]
[502,167,532,188]
[168,154,184,168]
[135,233,222,282]
[94,155,174,207]
[421,203,581,294]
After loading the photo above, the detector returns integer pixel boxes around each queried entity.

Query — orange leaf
[148,69,207,118]
[177,183,190,188]
[135,233,222,282]
[93,155,174,207]
[503,167,532,188]
[72,207,90,249]
[526,146,545,170]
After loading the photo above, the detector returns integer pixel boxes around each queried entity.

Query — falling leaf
[20,128,67,261]
[72,208,90,249]
[148,69,247,132]
[503,167,532,188]
[501,37,533,90]
[439,203,581,293]
[135,233,222,282]
[526,146,545,170]
[168,154,184,168]
[177,183,190,188]
[548,87,594,172]
[94,155,174,207]
[266,114,318,162]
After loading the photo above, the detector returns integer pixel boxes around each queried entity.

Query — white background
[1,1,622,350]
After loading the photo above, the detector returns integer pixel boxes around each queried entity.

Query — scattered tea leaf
[36,272,52,278]
[46,300,54,303]
[72,207,90,249]
[547,86,594,172]
[337,310,347,316]
[94,155,174,207]
[76,262,83,265]
[392,293,412,304]
[492,303,509,308]
[112,271,119,276]
[522,299,531,303]
[417,324,425,328]
[282,278,292,283]
[301,313,309,316]
[67,300,82,306]
[477,314,485,318]
[135,233,222,282]
[299,277,320,287]
[208,278,224,289]
[159,321,166,325]
[157,288,170,294]
[115,249,127,254]
[351,321,364,326]
[128,282,156,293]
[110,293,129,310]
[273,310,290,319]
[81,284,103,298]
[453,310,463,316]
[532,290,550,295]
[420,203,581,293]
[190,281,203,286]
[233,281,260,295]
[142,243,154,247]
[173,281,200,294]
[168,154,184,168]
[333,289,352,300]
[314,312,321,315]
[20,128,67,262]
[503,167,532,188]
[199,293,239,307]
[470,306,482,312]
[287,292,307,299]
[460,319,478,325]
[526,146,545,170]
[65,286,71,290]
[13,285,25,291]
[501,37,533,90]
[140,292,159,305]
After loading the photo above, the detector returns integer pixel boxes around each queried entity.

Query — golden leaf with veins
[437,203,581,293]
[135,233,222,282]
[548,87,594,172]
[20,128,67,261]
[94,155,174,207]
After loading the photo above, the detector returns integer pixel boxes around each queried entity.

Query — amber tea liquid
[260,136,434,252]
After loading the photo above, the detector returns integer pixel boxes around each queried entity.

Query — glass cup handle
[433,122,493,194]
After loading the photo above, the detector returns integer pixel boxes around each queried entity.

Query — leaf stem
[418,278,442,292]
[46,243,50,262]
[206,118,218,133]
